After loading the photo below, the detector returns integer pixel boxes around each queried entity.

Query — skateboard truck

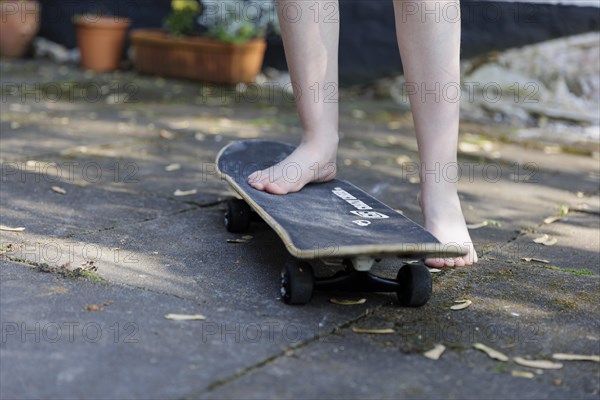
[279,257,432,307]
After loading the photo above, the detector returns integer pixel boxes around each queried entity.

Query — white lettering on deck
[332,187,390,222]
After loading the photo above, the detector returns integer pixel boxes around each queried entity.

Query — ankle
[301,132,339,147]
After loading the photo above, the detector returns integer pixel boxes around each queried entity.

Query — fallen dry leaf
[533,234,549,243]
[511,370,535,379]
[533,234,557,246]
[51,186,67,195]
[159,129,175,139]
[330,298,367,306]
[543,216,562,224]
[521,257,550,264]
[351,327,395,334]
[0,225,25,232]
[227,238,248,244]
[473,343,509,361]
[173,189,197,197]
[85,304,103,312]
[552,353,600,362]
[467,220,501,229]
[165,163,181,172]
[424,344,446,360]
[164,313,206,321]
[450,299,472,310]
[514,357,563,369]
[467,221,488,229]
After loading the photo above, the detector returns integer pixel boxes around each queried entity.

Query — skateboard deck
[216,140,468,260]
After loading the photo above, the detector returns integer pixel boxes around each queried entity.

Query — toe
[424,258,445,268]
[264,181,288,195]
[248,171,261,183]
[249,181,265,190]
[454,257,466,267]
[443,258,456,268]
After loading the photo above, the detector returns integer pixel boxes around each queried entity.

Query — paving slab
[0,163,190,238]
[205,324,593,400]
[0,258,384,400]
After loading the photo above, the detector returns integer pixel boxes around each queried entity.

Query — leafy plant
[164,0,201,37]
[198,0,274,43]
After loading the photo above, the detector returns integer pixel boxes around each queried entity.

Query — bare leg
[248,0,339,194]
[393,0,478,267]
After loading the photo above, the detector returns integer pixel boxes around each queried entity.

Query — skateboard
[216,140,468,306]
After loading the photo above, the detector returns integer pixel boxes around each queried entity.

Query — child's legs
[248,0,339,194]
[393,0,477,266]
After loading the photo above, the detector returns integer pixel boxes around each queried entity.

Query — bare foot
[247,137,338,195]
[419,186,478,268]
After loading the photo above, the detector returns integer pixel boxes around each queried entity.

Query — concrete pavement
[1,59,598,399]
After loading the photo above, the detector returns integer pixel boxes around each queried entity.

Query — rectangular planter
[130,29,266,84]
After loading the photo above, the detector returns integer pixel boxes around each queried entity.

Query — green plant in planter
[164,0,278,43]
[199,0,276,43]
[164,0,201,37]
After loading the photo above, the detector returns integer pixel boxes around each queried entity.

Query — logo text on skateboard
[332,187,390,221]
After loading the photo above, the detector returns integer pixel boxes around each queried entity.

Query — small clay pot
[0,0,41,58]
[74,15,131,72]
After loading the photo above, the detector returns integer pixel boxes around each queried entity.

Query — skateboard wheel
[225,199,251,233]
[396,263,432,307]
[280,261,314,305]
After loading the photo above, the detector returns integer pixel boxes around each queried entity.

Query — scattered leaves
[227,236,253,244]
[533,234,549,243]
[164,313,206,321]
[330,298,367,305]
[521,257,550,264]
[473,343,509,361]
[514,357,563,369]
[511,370,535,379]
[543,216,561,224]
[0,225,25,232]
[351,327,395,334]
[165,163,181,172]
[533,234,557,246]
[552,353,600,362]
[424,344,446,360]
[159,129,175,139]
[173,189,197,197]
[467,220,502,229]
[51,186,67,195]
[450,299,472,310]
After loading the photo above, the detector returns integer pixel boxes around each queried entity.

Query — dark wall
[337,0,600,82]
[39,0,171,49]
[38,0,600,83]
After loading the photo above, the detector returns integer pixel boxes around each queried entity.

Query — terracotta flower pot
[74,15,131,72]
[0,0,40,58]
[130,29,266,84]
